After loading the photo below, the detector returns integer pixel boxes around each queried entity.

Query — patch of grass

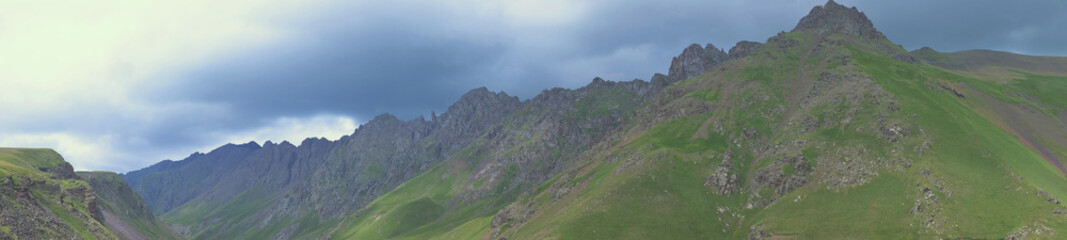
[756,174,916,239]
[850,46,1067,237]
[333,164,480,239]
[0,148,66,179]
[33,189,98,240]
[536,147,746,240]
[425,216,492,240]
[631,113,728,154]
[388,197,447,237]
[1010,71,1067,113]
[686,88,722,102]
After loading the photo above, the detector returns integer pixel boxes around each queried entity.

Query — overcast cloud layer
[1,0,1064,173]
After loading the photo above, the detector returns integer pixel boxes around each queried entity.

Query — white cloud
[0,133,124,171]
[0,0,305,116]
[0,0,339,172]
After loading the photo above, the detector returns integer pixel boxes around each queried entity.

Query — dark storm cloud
[150,0,818,123]
[852,0,1067,55]
[133,0,1065,166]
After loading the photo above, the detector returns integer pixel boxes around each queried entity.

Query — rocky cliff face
[668,44,728,82]
[78,171,183,240]
[0,148,117,239]
[123,141,263,215]
[456,77,665,205]
[666,41,766,83]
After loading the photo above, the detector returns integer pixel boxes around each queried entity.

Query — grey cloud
[849,0,1067,55]
[94,0,1067,171]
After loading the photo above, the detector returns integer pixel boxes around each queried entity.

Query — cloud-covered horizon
[2,0,1064,173]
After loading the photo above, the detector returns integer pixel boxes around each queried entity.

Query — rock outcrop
[665,40,766,83]
[729,41,764,60]
[0,148,117,240]
[793,0,886,40]
[668,44,728,82]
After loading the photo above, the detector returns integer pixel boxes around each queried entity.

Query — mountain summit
[793,0,886,39]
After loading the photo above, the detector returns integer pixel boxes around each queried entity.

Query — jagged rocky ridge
[124,76,686,238]
[666,41,764,82]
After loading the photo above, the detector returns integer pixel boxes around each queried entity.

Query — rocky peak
[728,41,764,59]
[359,113,403,131]
[435,87,523,149]
[440,87,522,122]
[793,0,885,39]
[667,43,728,82]
[665,41,767,83]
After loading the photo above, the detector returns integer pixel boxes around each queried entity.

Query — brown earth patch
[962,84,1067,176]
[102,210,148,240]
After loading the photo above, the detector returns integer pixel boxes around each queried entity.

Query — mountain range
[4,1,1067,239]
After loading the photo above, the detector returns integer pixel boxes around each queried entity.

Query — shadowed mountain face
[123,82,667,239]
[126,1,1067,239]
[77,171,183,240]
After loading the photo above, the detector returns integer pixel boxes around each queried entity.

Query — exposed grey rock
[747,223,770,240]
[752,155,811,197]
[1006,222,1058,240]
[1,173,115,240]
[934,82,966,98]
[879,125,909,143]
[793,0,886,40]
[729,41,764,59]
[821,146,878,189]
[705,154,740,195]
[893,54,919,64]
[667,44,728,82]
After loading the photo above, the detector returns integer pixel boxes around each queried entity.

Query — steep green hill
[329,1,1067,239]
[0,148,180,240]
[0,148,117,239]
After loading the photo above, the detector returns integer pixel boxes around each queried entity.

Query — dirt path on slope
[778,38,827,132]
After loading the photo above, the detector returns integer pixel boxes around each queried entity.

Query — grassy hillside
[78,171,184,240]
[913,48,1067,174]
[0,148,118,239]
[328,11,1067,240]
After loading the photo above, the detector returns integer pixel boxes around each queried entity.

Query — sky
[1,0,1064,173]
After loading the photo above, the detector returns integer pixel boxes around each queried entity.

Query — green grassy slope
[495,32,1067,239]
[328,20,1067,240]
[913,48,1067,174]
[0,148,67,178]
[0,148,119,240]
[330,79,656,240]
